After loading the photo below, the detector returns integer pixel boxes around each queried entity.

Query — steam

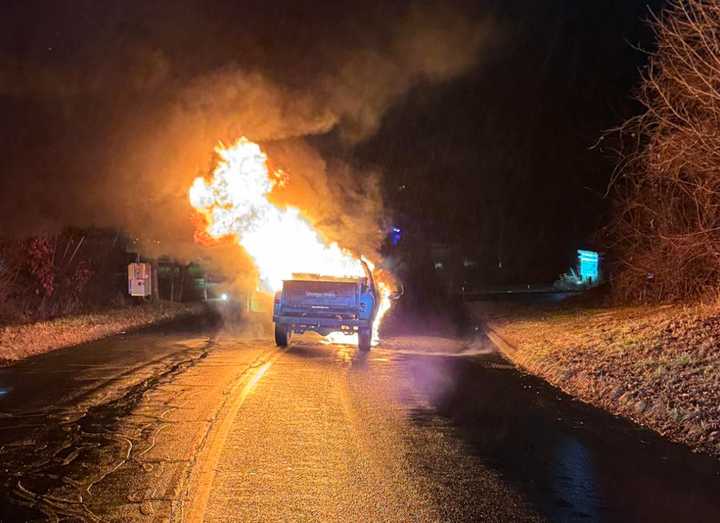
[0,3,493,281]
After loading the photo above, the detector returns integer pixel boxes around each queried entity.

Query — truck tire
[275,324,290,347]
[358,328,371,352]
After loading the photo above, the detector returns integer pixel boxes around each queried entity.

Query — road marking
[184,348,284,523]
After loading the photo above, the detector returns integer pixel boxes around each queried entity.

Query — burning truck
[188,137,392,347]
[273,261,379,351]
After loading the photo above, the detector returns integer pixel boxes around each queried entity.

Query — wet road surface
[1,320,720,521]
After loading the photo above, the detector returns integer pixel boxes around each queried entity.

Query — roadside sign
[128,262,152,297]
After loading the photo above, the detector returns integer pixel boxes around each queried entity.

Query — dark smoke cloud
[0,1,493,280]
[320,5,490,141]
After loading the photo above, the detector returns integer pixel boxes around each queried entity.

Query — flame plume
[189,137,391,344]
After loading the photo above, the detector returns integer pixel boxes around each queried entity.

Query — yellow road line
[184,349,285,522]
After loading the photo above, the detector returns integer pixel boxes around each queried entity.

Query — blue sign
[577,250,599,284]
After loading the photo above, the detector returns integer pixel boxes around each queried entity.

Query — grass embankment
[0,302,205,366]
[472,300,720,457]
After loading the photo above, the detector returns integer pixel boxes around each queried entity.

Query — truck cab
[272,263,378,351]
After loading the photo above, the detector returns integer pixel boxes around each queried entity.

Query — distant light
[220,293,229,301]
[390,225,402,246]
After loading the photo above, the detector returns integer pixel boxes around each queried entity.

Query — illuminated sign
[577,250,599,284]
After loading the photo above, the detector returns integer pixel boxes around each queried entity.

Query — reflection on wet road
[400,346,720,522]
[1,324,719,521]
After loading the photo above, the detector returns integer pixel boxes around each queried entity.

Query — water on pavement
[0,322,719,521]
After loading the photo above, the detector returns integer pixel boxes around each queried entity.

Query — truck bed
[282,280,358,309]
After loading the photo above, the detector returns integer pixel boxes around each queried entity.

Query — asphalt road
[1,316,720,522]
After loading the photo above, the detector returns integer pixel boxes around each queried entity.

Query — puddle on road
[397,348,720,522]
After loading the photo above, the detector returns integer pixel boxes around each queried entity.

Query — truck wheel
[358,329,371,352]
[275,324,290,347]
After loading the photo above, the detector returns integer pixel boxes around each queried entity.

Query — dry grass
[0,302,204,365]
[472,300,720,456]
[609,0,720,302]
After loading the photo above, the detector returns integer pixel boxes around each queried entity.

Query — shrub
[0,231,128,324]
[610,1,720,302]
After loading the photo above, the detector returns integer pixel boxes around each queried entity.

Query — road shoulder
[471,300,720,458]
[0,302,205,365]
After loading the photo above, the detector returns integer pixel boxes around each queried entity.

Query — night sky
[357,0,663,284]
[0,0,663,285]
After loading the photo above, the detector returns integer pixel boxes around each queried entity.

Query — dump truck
[272,262,378,351]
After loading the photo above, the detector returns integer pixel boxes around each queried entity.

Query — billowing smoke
[0,2,493,282]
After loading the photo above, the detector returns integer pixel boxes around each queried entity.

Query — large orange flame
[189,137,391,345]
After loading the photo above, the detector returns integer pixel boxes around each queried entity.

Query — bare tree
[610,0,720,302]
